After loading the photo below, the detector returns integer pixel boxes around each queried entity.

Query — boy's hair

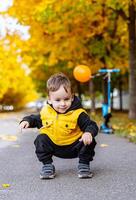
[47,73,72,93]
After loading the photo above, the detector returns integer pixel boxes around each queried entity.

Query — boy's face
[48,85,73,113]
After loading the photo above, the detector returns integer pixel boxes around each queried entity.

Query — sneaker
[78,163,93,179]
[40,164,55,179]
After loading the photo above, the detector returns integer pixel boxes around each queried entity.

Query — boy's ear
[71,94,74,101]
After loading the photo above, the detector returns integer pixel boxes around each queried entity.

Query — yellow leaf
[112,124,120,130]
[2,184,10,188]
[0,135,17,142]
[12,144,20,148]
[100,144,109,147]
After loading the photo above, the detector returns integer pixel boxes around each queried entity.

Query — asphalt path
[0,112,136,200]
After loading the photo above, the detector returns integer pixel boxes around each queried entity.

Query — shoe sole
[78,173,93,179]
[40,173,55,179]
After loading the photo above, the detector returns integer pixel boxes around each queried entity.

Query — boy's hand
[79,132,93,145]
[19,121,29,129]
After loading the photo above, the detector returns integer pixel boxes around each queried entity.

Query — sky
[0,0,30,40]
[0,0,13,12]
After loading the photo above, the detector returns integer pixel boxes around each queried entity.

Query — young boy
[19,73,98,179]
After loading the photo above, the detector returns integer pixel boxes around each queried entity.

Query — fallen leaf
[0,135,17,141]
[2,184,10,188]
[100,144,109,147]
[12,144,20,148]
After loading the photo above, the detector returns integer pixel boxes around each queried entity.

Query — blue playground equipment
[99,69,120,134]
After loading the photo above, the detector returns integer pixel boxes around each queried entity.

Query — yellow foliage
[4,0,130,95]
[129,132,136,137]
[0,37,38,108]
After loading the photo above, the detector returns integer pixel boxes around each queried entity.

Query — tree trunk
[128,1,136,119]
[119,75,123,111]
[103,74,108,104]
[76,81,82,102]
[89,79,95,114]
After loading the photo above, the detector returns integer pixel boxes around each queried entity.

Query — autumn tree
[128,0,136,119]
[8,0,128,84]
[0,18,38,109]
[8,0,136,118]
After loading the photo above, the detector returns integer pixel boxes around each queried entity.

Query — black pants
[34,134,97,165]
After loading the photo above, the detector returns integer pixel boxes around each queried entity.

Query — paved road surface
[0,112,136,200]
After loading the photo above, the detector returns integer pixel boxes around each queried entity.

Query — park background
[0,0,136,143]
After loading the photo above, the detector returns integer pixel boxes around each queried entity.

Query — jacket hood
[47,95,83,113]
[67,95,82,112]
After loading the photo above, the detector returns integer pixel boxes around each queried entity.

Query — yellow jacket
[40,104,85,145]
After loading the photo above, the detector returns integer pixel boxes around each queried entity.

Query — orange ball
[73,65,91,82]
